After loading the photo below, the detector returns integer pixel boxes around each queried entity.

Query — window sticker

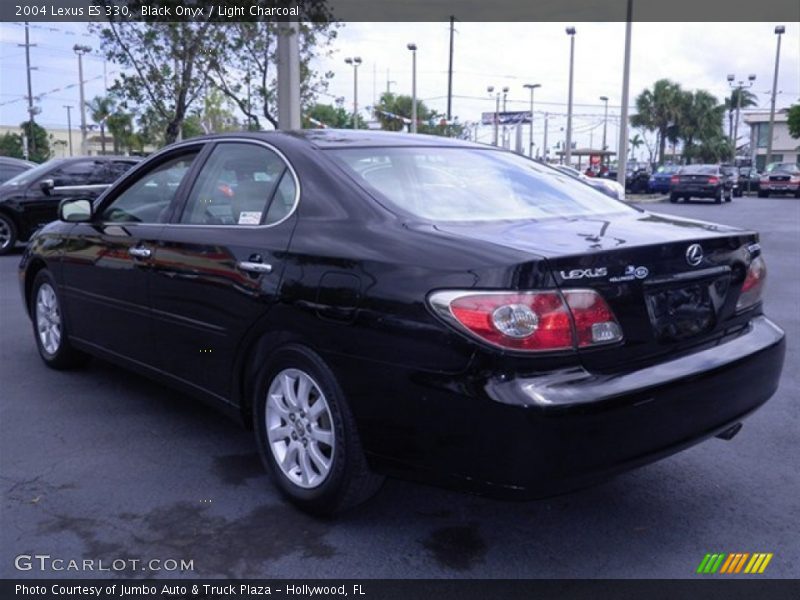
[238,211,262,225]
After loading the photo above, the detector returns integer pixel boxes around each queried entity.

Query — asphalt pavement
[1,196,798,579]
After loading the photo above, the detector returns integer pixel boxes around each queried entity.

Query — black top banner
[2,0,799,22]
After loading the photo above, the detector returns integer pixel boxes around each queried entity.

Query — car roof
[0,156,36,167]
[180,129,489,151]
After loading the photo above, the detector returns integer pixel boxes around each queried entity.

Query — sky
[1,21,798,157]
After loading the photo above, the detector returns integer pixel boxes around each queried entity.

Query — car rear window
[680,165,717,175]
[327,147,635,222]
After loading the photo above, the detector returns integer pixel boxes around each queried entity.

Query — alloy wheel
[36,283,62,355]
[265,368,335,489]
[0,216,12,251]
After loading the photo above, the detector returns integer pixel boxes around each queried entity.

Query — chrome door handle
[237,261,272,274]
[128,246,152,259]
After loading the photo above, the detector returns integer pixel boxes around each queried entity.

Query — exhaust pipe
[716,422,743,441]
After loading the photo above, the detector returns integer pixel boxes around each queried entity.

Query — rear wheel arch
[24,258,49,318]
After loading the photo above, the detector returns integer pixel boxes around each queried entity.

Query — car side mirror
[59,198,93,222]
[40,179,55,195]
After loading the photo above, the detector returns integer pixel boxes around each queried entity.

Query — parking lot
[1,196,798,579]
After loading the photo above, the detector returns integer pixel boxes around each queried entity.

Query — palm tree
[724,88,758,146]
[677,90,726,163]
[628,134,644,160]
[87,95,113,155]
[630,79,683,165]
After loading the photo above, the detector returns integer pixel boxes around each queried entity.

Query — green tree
[788,104,800,139]
[628,133,643,160]
[0,132,24,159]
[106,111,134,154]
[87,95,114,154]
[676,90,726,163]
[92,5,218,144]
[373,92,463,137]
[206,17,339,130]
[16,120,50,162]
[195,89,241,134]
[304,101,350,128]
[630,79,683,165]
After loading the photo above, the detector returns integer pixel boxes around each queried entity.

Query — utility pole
[344,56,362,129]
[766,25,785,166]
[617,3,632,188]
[19,22,37,157]
[501,86,509,148]
[407,43,418,134]
[565,27,576,166]
[73,44,92,155]
[727,73,756,161]
[63,105,74,156]
[523,83,541,158]
[599,96,609,166]
[447,16,455,121]
[277,22,302,130]
[543,112,549,162]
[487,86,500,146]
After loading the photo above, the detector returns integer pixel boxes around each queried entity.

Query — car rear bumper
[358,316,785,497]
[670,184,720,197]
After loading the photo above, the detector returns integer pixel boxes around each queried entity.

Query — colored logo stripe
[697,553,773,574]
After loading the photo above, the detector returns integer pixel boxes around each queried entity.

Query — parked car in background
[602,162,650,194]
[648,165,680,194]
[0,156,36,184]
[720,165,743,197]
[0,155,139,254]
[758,163,800,198]
[552,164,626,200]
[738,166,761,195]
[669,164,735,203]
[18,131,784,514]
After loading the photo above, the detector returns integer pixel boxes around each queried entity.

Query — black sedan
[19,131,785,514]
[0,156,36,184]
[669,164,735,203]
[0,155,139,254]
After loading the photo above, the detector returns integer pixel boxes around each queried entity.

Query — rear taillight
[737,255,766,311]
[670,175,680,184]
[760,175,770,183]
[428,289,623,352]
[707,176,720,184]
[790,176,800,183]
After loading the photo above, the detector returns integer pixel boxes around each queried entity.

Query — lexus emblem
[686,244,703,266]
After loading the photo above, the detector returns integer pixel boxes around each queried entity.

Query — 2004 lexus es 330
[19,131,785,514]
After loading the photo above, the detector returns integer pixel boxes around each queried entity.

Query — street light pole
[766,25,784,166]
[565,27,576,166]
[344,57,362,129]
[523,84,541,158]
[543,112,549,162]
[407,43,418,133]
[599,95,609,165]
[501,86,509,148]
[727,73,756,161]
[63,105,74,156]
[73,44,91,155]
[487,86,499,146]
[617,2,632,189]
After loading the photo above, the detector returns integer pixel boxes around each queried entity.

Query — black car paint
[670,165,735,202]
[19,131,785,497]
[0,156,139,245]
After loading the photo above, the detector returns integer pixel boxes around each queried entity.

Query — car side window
[103,160,138,183]
[100,151,199,224]
[179,142,295,226]
[49,160,106,187]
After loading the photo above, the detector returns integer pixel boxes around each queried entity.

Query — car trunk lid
[435,211,758,372]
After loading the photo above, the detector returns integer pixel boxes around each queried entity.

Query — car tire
[30,269,90,370]
[253,344,384,515]
[725,189,733,202]
[714,189,722,204]
[669,193,678,203]
[0,213,17,256]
